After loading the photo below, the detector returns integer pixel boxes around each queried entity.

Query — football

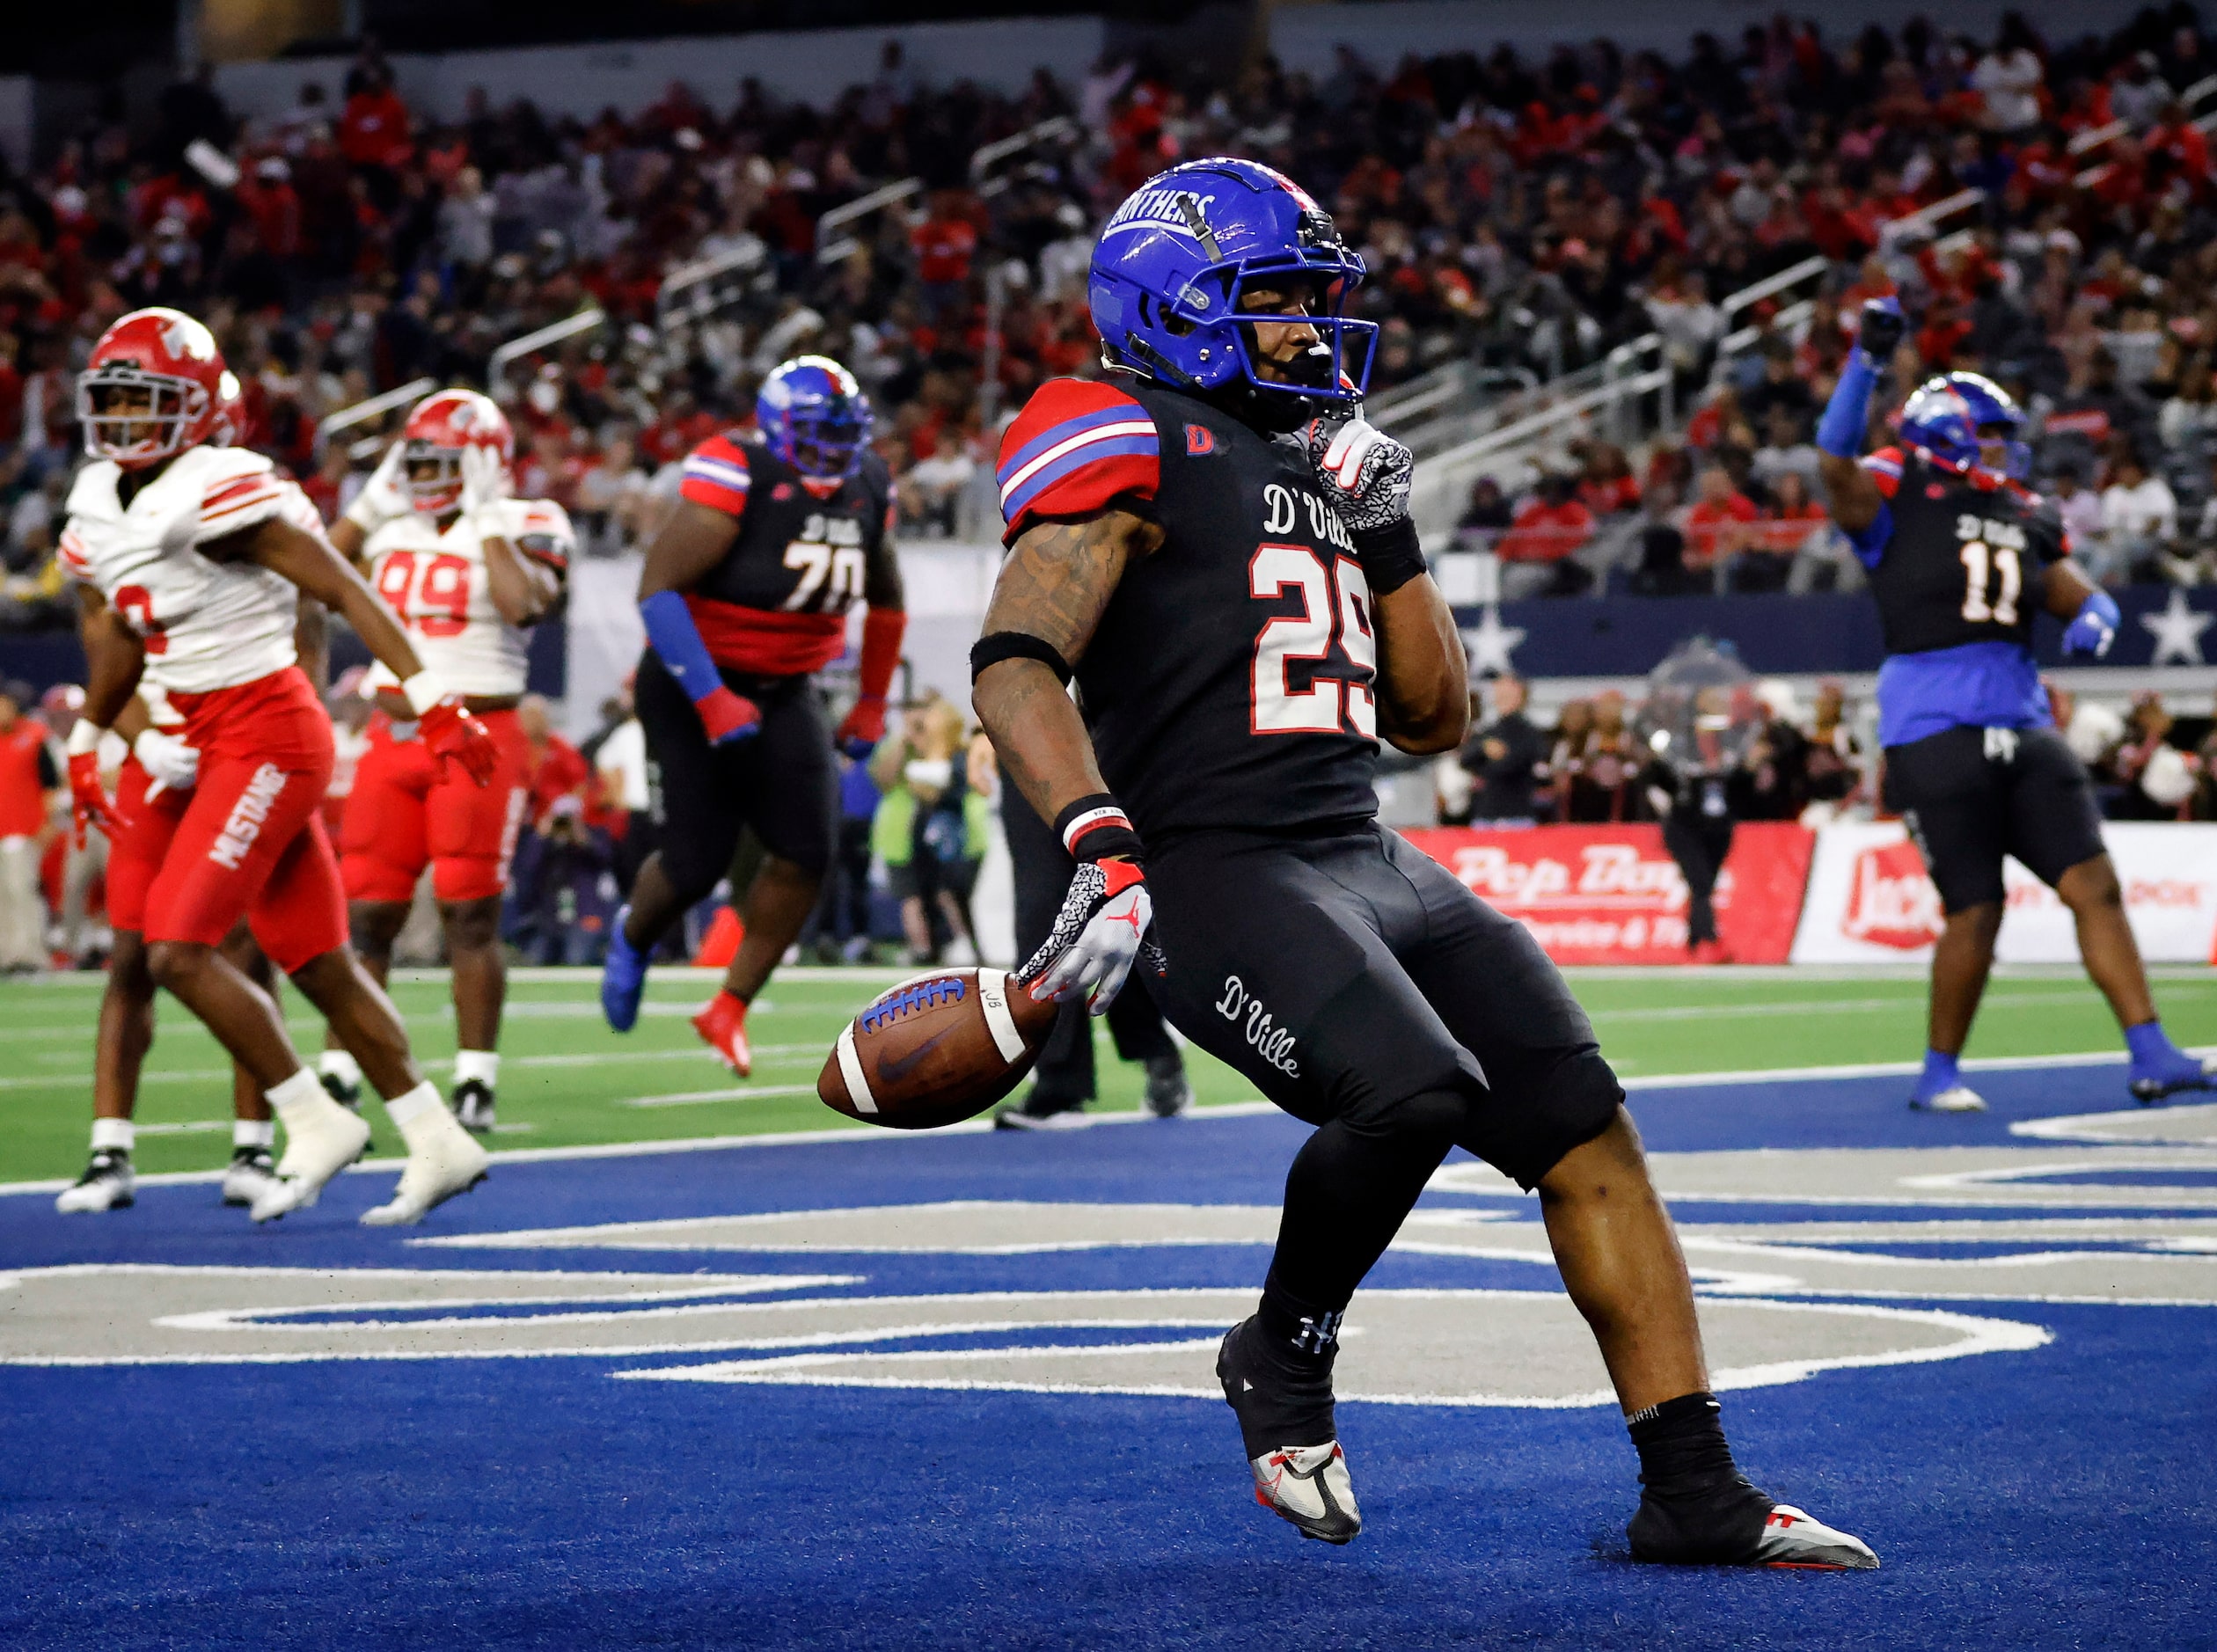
[819,968,1061,1129]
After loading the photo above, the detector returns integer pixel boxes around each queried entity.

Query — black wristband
[1351,516,1427,596]
[971,630,1072,685]
[1052,793,1145,865]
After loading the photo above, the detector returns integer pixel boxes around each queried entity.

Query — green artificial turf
[1,963,2211,1183]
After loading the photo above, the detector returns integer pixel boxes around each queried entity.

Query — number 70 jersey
[1861,444,2069,657]
[360,499,574,699]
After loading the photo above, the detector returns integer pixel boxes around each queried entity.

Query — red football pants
[340,708,530,906]
[145,668,346,973]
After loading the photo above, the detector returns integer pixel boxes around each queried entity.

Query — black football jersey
[676,431,894,676]
[996,375,1380,844]
[1862,445,2068,656]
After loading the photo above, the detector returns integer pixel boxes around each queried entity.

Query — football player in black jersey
[604,356,906,1076]
[1818,298,2214,1113]
[971,158,1874,1567]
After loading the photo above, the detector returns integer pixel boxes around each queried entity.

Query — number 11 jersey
[995,375,1381,846]
[1858,443,2071,749]
[1862,444,2068,655]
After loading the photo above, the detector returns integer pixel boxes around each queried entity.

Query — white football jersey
[360,498,574,699]
[60,447,308,695]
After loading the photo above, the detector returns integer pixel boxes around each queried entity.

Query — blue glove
[2061,589,2120,658]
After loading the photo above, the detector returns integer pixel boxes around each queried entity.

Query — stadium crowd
[5,8,2217,966]
[4,6,2217,603]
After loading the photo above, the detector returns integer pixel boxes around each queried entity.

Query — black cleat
[451,1079,496,1135]
[1144,1055,1192,1118]
[55,1149,135,1214]
[1216,1318,1359,1544]
[1629,1481,1878,1569]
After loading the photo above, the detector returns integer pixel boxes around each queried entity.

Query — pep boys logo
[1445,843,1695,910]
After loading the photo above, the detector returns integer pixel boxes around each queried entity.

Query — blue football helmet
[1089,157,1375,410]
[757,355,872,479]
[1895,371,2030,480]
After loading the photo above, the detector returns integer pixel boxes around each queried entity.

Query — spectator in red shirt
[911,190,980,324]
[1681,464,1759,571]
[339,67,413,208]
[0,679,59,972]
[1496,476,1596,597]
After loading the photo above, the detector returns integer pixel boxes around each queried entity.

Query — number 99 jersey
[1861,445,2068,656]
[359,499,574,699]
[675,431,895,677]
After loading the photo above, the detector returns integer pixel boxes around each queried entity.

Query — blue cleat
[600,905,648,1033]
[2129,1048,2217,1105]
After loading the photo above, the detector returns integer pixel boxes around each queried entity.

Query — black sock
[1258,1272,1343,1364]
[1627,1392,1745,1500]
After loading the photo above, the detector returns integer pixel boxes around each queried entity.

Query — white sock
[91,1118,134,1154]
[452,1049,500,1090]
[267,1068,331,1122]
[383,1079,443,1135]
[233,1118,275,1150]
[318,1049,363,1088]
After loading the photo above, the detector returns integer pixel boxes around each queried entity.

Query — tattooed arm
[971,508,1162,828]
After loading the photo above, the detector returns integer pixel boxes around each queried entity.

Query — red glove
[695,684,762,745]
[835,694,887,758]
[419,698,500,786]
[67,749,130,848]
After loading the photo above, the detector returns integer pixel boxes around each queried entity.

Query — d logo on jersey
[1186,424,1216,457]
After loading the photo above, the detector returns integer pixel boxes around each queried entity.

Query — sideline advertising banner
[1401,823,1815,964]
[1789,821,2217,964]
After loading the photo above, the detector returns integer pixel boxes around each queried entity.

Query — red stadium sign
[1400,823,1815,964]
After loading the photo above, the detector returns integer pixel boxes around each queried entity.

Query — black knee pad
[1457,1044,1625,1191]
[1335,1081,1475,1161]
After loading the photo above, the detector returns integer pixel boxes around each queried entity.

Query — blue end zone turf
[2,1057,2212,1649]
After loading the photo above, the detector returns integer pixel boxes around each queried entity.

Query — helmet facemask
[779,405,871,480]
[403,441,469,514]
[78,366,208,468]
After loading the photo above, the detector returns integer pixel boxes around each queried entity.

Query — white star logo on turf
[1463,603,1526,677]
[2140,589,2213,666]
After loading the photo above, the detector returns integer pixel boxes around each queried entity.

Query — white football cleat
[1911,1085,1987,1113]
[1750,1503,1881,1570]
[1249,1442,1362,1545]
[220,1146,281,1209]
[252,1096,372,1222]
[55,1150,135,1214]
[360,1109,490,1226]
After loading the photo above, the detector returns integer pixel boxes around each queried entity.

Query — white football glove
[343,441,414,536]
[1020,858,1161,1015]
[132,727,200,798]
[459,442,512,517]
[1306,414,1413,533]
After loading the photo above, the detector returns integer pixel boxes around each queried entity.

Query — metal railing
[1408,342,1674,544]
[656,240,772,332]
[971,114,1079,196]
[313,376,434,460]
[816,177,925,265]
[488,308,607,384]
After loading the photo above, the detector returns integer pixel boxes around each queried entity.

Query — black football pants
[1145,823,1623,1316]
[1003,781,1176,1114]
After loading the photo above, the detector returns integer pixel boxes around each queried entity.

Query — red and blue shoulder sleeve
[995,379,1160,545]
[678,434,752,519]
[1861,444,1905,500]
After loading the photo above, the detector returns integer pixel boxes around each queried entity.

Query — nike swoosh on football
[875,1027,958,1087]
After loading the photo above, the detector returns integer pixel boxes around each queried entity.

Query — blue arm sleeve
[1844,501,1892,570]
[1817,350,1879,458]
[639,588,722,703]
